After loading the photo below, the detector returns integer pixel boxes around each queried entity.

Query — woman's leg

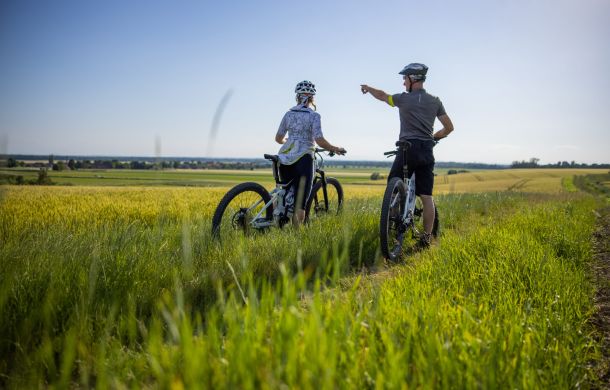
[291,155,314,226]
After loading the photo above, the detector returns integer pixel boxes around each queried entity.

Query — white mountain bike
[211,148,344,240]
[379,140,439,261]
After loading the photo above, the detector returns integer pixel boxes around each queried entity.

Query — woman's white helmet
[295,80,316,95]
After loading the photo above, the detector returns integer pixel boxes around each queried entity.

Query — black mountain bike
[379,140,439,261]
[211,148,344,239]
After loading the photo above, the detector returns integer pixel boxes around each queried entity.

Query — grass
[574,172,610,200]
[0,169,606,387]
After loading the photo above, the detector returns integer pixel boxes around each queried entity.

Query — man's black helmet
[399,63,428,81]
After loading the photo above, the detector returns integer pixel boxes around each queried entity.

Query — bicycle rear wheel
[211,182,272,240]
[380,177,406,261]
[305,177,343,223]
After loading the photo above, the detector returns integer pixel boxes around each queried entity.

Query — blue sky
[1,0,609,163]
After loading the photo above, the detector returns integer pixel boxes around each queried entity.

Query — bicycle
[379,140,439,261]
[211,148,344,240]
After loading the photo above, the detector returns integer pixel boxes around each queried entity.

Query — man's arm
[275,133,285,144]
[433,114,454,140]
[360,84,393,106]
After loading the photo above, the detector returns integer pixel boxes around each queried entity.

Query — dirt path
[592,206,610,387]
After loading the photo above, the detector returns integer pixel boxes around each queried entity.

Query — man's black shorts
[388,139,435,196]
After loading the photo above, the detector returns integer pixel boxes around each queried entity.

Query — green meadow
[0,168,607,387]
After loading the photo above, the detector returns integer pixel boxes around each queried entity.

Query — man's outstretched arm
[360,84,393,106]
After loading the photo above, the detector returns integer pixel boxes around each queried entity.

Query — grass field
[0,168,607,387]
[0,166,604,191]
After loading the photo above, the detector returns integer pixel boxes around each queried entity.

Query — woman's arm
[315,137,346,154]
[275,133,285,144]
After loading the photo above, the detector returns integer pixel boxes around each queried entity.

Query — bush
[0,174,25,185]
[52,161,66,171]
[370,172,383,180]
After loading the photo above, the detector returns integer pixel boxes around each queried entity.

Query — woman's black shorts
[279,153,314,212]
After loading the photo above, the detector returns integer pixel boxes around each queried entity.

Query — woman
[275,80,346,226]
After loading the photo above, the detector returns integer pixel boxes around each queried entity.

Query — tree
[37,168,52,185]
[48,154,54,165]
[68,159,76,170]
[7,158,17,168]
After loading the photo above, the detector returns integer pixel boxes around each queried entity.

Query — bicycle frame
[386,143,418,229]
[247,187,281,229]
[248,182,301,229]
[247,149,332,229]
[402,172,418,227]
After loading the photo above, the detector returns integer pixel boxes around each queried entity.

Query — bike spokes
[212,182,272,240]
[306,177,343,223]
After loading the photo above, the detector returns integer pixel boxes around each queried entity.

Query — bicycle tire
[305,177,343,223]
[211,182,272,239]
[380,177,406,261]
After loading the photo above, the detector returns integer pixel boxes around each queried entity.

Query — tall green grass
[0,192,602,387]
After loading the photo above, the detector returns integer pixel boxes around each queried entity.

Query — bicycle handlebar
[314,148,347,157]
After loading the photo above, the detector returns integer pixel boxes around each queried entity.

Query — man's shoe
[416,232,432,250]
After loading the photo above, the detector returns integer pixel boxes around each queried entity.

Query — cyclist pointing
[361,63,454,248]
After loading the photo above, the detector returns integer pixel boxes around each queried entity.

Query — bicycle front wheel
[211,182,272,240]
[305,177,343,223]
[380,177,406,261]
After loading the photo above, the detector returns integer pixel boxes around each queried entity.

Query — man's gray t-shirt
[390,89,446,141]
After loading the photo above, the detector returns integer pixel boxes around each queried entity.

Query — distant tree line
[4,154,608,171]
[2,157,268,171]
[447,169,470,175]
[511,157,610,169]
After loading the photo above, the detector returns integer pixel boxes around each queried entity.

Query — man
[361,63,454,248]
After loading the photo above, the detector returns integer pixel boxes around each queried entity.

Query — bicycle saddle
[263,154,279,163]
[395,140,412,149]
